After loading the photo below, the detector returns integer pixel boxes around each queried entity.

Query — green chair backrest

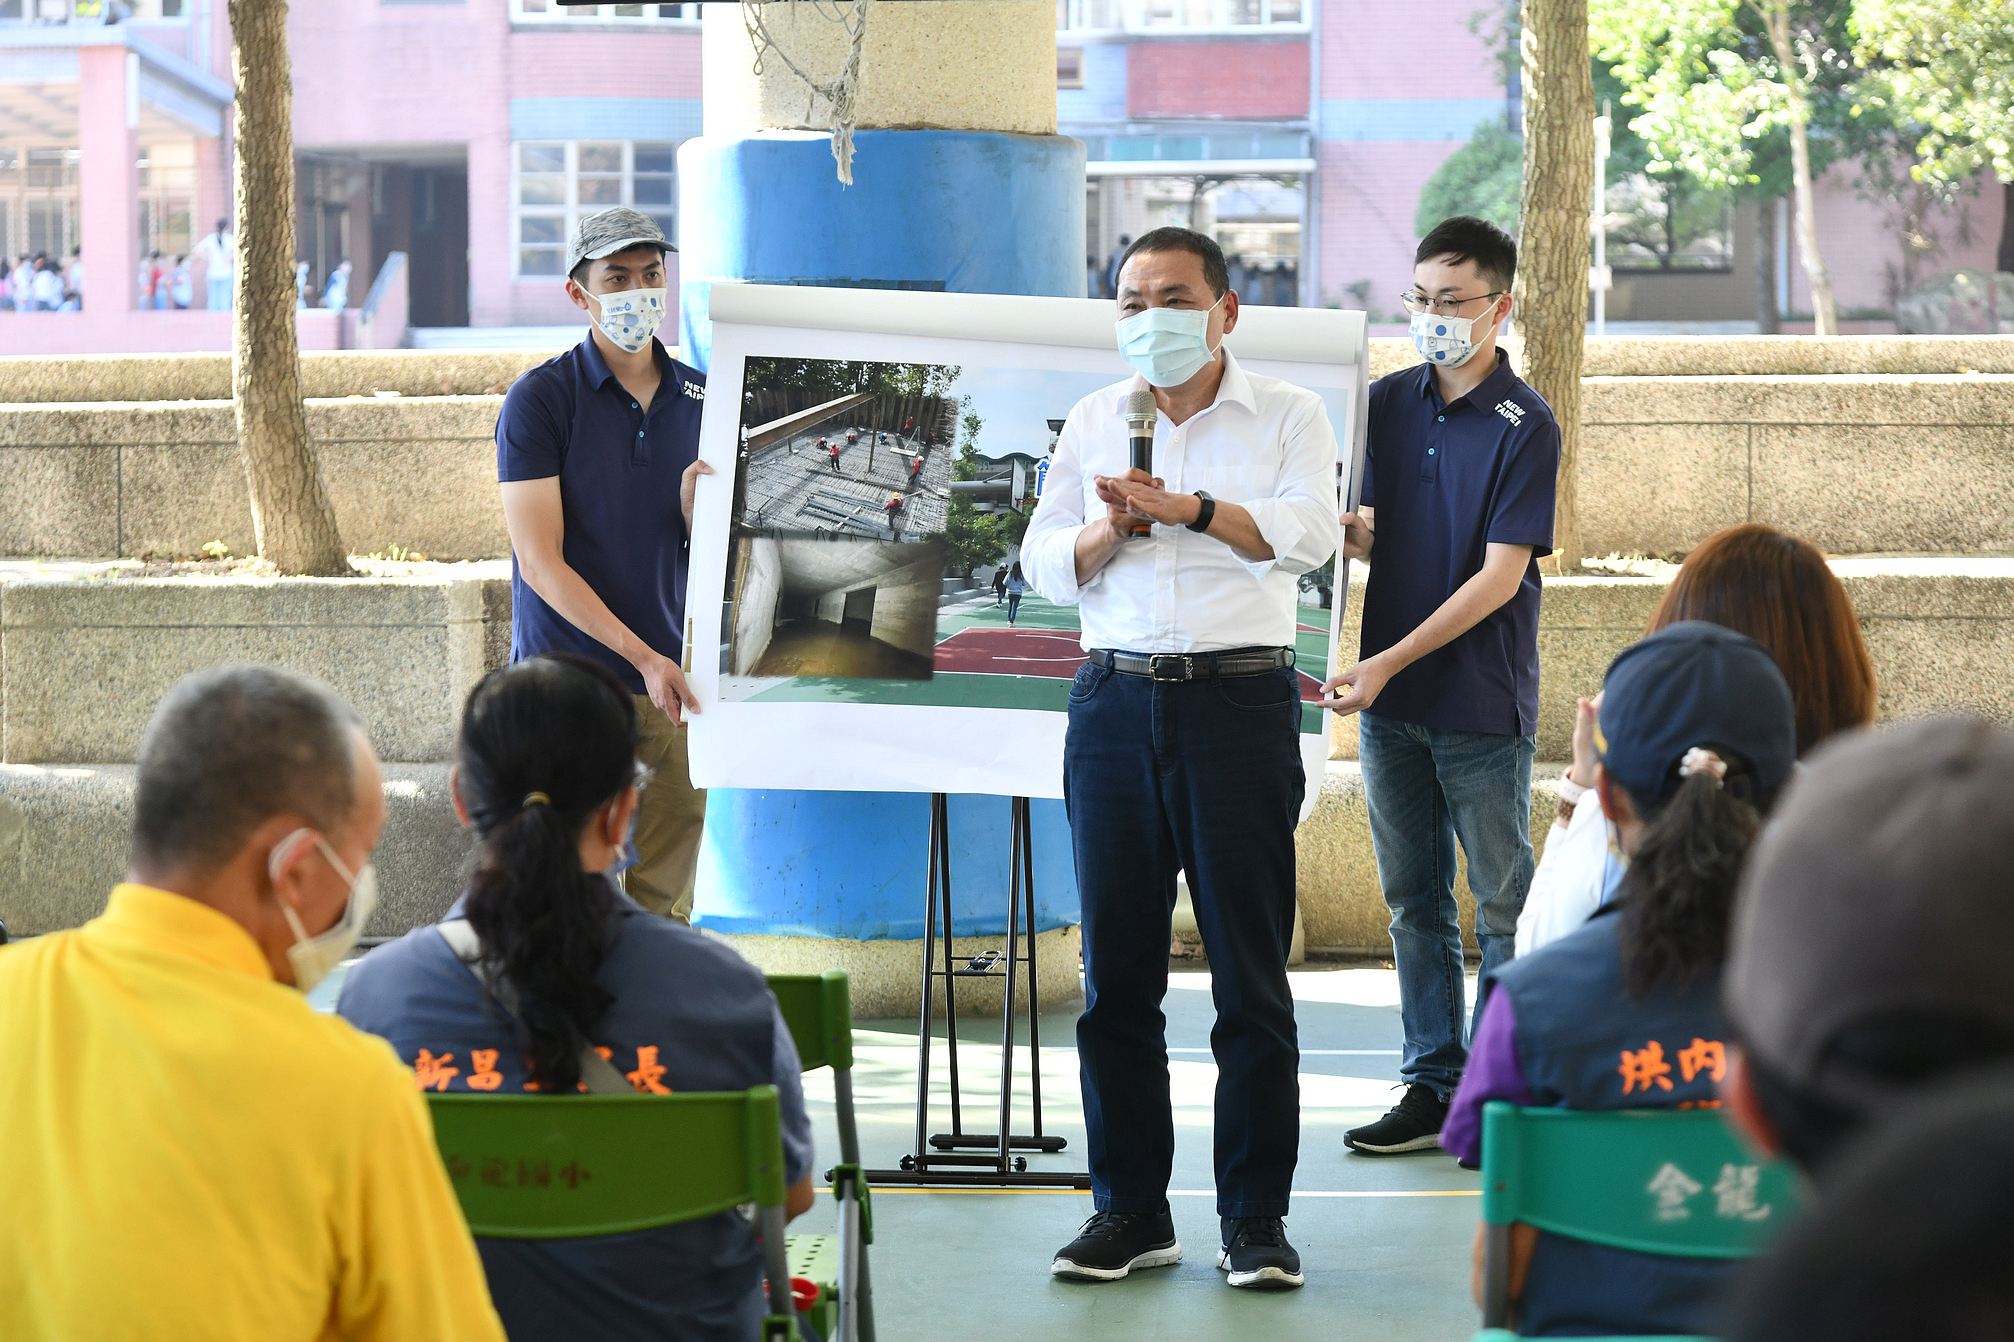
[427,1086,787,1240]
[766,970,855,1074]
[1480,1102,1798,1259]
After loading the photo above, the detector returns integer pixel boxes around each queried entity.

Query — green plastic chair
[428,1086,798,1342]
[1476,1101,1799,1339]
[768,970,874,1342]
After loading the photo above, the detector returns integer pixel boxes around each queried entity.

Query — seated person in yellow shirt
[0,664,503,1342]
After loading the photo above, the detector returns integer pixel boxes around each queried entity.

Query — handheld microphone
[1122,387,1157,540]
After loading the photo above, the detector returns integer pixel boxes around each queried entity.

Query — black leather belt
[1088,646,1295,682]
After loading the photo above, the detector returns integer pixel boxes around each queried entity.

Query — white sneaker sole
[1344,1131,1444,1155]
[1216,1250,1306,1289]
[1050,1242,1183,1281]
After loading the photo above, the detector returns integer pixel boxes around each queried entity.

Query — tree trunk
[1756,194,1780,334]
[1997,180,2014,275]
[1515,0,1593,571]
[229,0,348,575]
[1763,2,1837,336]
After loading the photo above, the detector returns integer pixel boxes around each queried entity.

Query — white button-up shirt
[1021,349,1340,654]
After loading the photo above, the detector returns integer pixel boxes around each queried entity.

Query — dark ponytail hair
[1617,762,1774,1000]
[457,654,640,1093]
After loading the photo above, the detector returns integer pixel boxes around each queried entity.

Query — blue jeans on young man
[1357,710,1536,1101]
[1065,659,1304,1218]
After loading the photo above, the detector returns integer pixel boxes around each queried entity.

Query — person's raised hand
[680,459,716,531]
[640,653,700,726]
[1568,692,1602,788]
[1318,653,1394,717]
[1106,473,1199,528]
[1340,511,1374,560]
[1093,469,1154,540]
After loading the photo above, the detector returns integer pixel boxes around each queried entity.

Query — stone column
[79,46,139,320]
[679,1,1085,1016]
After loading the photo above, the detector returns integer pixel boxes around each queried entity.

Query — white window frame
[511,139,679,281]
[1057,0,1308,34]
[509,0,701,24]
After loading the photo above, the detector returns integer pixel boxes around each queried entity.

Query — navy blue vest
[1489,907,1736,1337]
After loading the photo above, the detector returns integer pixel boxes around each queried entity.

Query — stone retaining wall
[0,569,509,764]
[2,335,2009,404]
[1330,559,2014,762]
[5,374,2010,561]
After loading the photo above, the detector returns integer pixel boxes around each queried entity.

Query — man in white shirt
[1023,227,1338,1293]
[194,218,235,311]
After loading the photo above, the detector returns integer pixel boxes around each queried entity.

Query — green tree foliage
[1852,0,2014,267]
[742,357,962,400]
[942,497,1004,576]
[1416,116,1525,238]
[1851,0,2014,184]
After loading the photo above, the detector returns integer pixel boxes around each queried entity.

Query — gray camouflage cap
[566,206,671,278]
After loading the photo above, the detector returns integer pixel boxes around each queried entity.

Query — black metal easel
[866,794,1089,1189]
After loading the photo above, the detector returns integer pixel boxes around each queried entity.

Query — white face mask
[269,830,378,993]
[1410,303,1497,369]
[585,285,666,355]
[1115,295,1225,388]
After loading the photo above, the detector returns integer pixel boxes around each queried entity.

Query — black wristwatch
[1186,490,1216,533]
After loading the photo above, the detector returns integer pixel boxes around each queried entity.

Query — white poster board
[686,284,1370,803]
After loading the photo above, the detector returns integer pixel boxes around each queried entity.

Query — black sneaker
[1217,1216,1304,1289]
[1344,1083,1450,1155]
[1050,1209,1182,1281]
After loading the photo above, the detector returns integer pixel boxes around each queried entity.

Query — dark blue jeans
[1064,660,1303,1218]
[1358,710,1536,1100]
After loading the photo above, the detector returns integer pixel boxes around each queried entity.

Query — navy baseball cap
[1595,620,1798,807]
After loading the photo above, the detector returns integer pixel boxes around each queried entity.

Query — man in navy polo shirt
[496,206,714,923]
[1319,216,1560,1154]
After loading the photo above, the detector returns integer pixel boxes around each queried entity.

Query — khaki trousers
[621,695,708,923]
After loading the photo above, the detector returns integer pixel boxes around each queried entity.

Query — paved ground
[816,961,1485,1341]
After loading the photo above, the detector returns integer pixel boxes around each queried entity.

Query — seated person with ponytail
[337,654,816,1342]
[1440,621,1799,1338]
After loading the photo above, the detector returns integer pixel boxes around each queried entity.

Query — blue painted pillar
[678,127,1087,940]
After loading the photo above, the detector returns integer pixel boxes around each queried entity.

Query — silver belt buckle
[1147,653,1193,682]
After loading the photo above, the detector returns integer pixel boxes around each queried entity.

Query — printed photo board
[686,284,1370,804]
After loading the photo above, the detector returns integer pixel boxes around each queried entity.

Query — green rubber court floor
[806,961,1486,1342]
[737,592,1338,733]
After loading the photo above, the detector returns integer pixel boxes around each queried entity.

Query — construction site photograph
[715,354,1341,722]
[726,535,947,684]
[734,356,961,542]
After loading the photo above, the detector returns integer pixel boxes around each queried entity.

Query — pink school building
[2,0,2001,355]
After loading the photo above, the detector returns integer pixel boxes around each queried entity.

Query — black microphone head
[1123,388,1157,429]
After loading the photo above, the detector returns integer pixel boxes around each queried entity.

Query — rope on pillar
[741,0,874,187]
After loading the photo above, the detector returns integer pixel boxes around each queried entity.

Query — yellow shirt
[0,884,506,1342]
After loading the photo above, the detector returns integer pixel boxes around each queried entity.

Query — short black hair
[1117,226,1230,299]
[131,664,366,874]
[1415,215,1518,292]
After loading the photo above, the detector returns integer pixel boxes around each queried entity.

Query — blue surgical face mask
[1115,295,1225,388]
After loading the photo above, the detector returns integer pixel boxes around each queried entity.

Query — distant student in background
[1005,562,1028,625]
[993,566,1009,607]
[170,256,193,311]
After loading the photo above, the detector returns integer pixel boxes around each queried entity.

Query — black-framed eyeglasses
[1400,289,1506,317]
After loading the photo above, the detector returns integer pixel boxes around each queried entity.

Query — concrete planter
[0,568,510,765]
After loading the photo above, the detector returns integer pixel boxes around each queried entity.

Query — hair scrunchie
[1678,748,1728,785]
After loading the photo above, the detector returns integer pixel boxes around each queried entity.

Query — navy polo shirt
[1360,350,1560,736]
[336,888,812,1341]
[497,336,705,695]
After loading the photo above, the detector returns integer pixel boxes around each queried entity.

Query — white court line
[876,1187,1477,1199]
[1167,1048,1400,1057]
